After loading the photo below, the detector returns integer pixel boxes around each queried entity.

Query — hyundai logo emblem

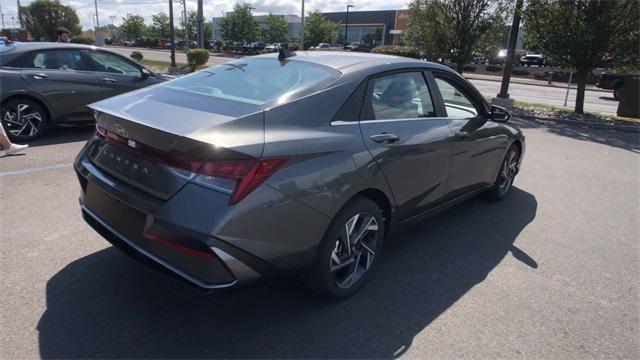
[114,123,128,137]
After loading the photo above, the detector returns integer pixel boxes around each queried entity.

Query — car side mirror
[490,104,511,123]
[139,68,150,80]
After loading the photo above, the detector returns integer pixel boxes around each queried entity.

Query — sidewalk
[464,73,608,93]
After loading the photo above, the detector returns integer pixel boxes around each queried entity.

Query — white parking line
[0,163,72,177]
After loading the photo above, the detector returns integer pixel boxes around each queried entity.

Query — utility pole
[168,0,176,67]
[493,0,524,109]
[299,0,304,49]
[343,4,354,49]
[16,0,22,28]
[93,0,101,45]
[196,0,203,48]
[0,2,5,29]
[179,0,187,48]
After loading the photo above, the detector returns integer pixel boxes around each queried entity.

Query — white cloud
[1,0,408,30]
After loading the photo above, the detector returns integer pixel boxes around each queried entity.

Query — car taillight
[95,125,287,204]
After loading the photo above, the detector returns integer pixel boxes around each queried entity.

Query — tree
[303,10,339,49]
[20,0,80,41]
[121,14,146,40]
[220,3,260,42]
[149,12,170,39]
[179,10,198,41]
[524,0,639,114]
[265,13,289,43]
[406,0,508,71]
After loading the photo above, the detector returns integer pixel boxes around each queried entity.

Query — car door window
[24,50,88,71]
[365,72,436,120]
[434,77,480,118]
[89,51,141,76]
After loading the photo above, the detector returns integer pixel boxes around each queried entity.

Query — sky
[0,0,409,30]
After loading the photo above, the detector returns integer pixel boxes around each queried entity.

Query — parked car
[596,71,628,100]
[75,51,524,299]
[264,43,283,53]
[316,43,331,49]
[0,42,172,141]
[345,42,371,52]
[519,54,545,67]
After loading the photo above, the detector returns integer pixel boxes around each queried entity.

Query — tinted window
[90,51,141,76]
[25,50,87,71]
[365,72,436,120]
[160,58,341,106]
[434,77,479,118]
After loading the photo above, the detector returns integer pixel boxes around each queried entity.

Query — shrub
[371,45,421,59]
[70,36,95,45]
[186,48,209,71]
[130,51,143,62]
[512,69,531,76]
[463,65,477,72]
[486,65,503,72]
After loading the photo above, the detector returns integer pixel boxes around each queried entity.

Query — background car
[596,71,628,100]
[316,43,330,49]
[520,54,546,66]
[345,43,371,52]
[0,42,171,141]
[75,51,524,299]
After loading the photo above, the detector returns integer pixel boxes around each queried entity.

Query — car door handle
[455,131,470,139]
[102,77,117,83]
[370,133,400,144]
[31,73,48,79]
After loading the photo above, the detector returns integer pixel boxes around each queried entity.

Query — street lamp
[179,0,188,48]
[343,4,354,49]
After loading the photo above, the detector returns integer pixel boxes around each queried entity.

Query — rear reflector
[143,233,216,258]
[96,125,287,204]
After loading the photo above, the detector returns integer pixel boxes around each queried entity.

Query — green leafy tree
[20,0,81,41]
[303,10,339,49]
[220,3,260,42]
[149,12,170,39]
[265,13,289,43]
[121,14,147,40]
[406,0,508,71]
[179,10,198,41]
[524,0,639,114]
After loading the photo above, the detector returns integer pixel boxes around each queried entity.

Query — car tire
[1,98,48,141]
[485,144,521,201]
[613,86,623,101]
[305,197,385,299]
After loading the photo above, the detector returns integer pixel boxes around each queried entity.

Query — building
[323,9,410,47]
[211,14,302,43]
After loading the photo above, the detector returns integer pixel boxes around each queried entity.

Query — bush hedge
[187,49,210,71]
[130,51,143,62]
[371,45,421,59]
[70,36,95,45]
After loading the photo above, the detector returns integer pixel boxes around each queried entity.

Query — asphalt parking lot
[1,118,638,359]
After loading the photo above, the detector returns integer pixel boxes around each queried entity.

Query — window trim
[360,68,443,121]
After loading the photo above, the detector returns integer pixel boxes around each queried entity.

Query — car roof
[254,51,442,70]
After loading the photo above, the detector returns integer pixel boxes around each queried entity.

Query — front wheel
[305,197,385,299]
[485,144,520,201]
[1,99,48,141]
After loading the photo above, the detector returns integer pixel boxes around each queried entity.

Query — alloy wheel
[330,212,379,289]
[499,149,519,194]
[2,104,43,138]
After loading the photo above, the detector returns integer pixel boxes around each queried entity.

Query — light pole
[93,0,101,45]
[168,0,176,67]
[493,0,524,109]
[196,0,203,48]
[299,0,304,49]
[16,0,22,28]
[343,4,354,49]
[179,0,187,48]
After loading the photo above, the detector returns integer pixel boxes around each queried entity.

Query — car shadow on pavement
[514,117,640,153]
[27,125,95,148]
[37,188,537,359]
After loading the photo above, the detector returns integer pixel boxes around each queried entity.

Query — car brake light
[95,125,287,204]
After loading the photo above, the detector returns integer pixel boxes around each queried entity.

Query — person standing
[56,27,70,43]
[0,123,28,157]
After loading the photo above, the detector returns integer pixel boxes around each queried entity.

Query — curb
[514,115,640,133]
[465,75,610,94]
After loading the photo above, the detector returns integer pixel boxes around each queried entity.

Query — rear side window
[160,58,341,106]
[24,50,88,71]
[364,72,436,120]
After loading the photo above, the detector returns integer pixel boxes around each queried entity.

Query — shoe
[1,143,28,157]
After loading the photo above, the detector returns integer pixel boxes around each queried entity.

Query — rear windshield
[161,58,341,106]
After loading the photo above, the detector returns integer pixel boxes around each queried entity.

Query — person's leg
[0,123,11,149]
[0,122,28,156]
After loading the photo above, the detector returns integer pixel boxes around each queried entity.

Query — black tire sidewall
[1,99,48,142]
[486,144,520,201]
[307,197,385,299]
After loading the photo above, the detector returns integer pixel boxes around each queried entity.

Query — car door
[431,73,510,200]
[87,50,156,98]
[358,70,453,221]
[20,49,102,121]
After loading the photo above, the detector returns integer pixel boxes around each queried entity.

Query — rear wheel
[485,144,520,201]
[305,197,385,299]
[1,98,48,141]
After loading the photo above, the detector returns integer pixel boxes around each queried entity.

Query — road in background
[107,46,230,66]
[1,119,638,358]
